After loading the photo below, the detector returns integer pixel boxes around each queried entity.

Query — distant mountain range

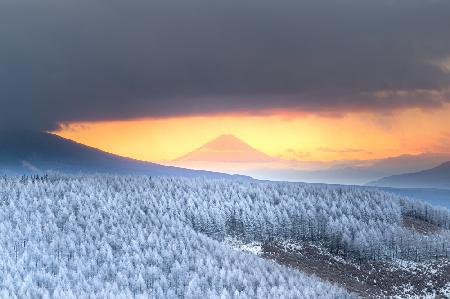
[244,153,450,185]
[2,130,448,188]
[0,130,248,179]
[170,134,450,186]
[368,161,450,190]
[174,134,276,163]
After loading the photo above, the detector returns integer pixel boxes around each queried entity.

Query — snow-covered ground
[224,237,263,255]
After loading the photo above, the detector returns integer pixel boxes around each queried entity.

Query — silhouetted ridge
[0,130,249,179]
[368,161,450,189]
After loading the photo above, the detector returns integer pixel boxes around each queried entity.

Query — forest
[0,175,449,298]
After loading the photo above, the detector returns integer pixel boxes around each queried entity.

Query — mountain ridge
[0,130,250,179]
[367,161,450,189]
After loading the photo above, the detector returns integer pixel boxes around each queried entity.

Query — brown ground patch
[402,215,442,234]
[261,242,450,298]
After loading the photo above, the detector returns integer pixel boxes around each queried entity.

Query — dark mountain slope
[368,161,450,190]
[0,130,247,179]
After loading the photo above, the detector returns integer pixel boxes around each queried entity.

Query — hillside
[1,176,449,297]
[368,161,450,190]
[0,130,245,179]
[0,176,350,298]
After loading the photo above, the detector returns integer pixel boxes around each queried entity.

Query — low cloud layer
[1,0,450,130]
[317,148,372,154]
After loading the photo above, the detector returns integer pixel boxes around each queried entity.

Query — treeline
[400,197,450,229]
[0,176,350,298]
[162,178,449,262]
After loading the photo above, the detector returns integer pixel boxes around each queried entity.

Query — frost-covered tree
[0,175,352,298]
[1,175,449,297]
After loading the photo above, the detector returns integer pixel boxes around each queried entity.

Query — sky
[54,106,450,163]
[1,0,450,164]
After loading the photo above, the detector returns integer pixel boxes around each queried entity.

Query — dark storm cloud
[1,0,450,130]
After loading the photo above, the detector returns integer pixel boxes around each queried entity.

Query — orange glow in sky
[53,105,450,164]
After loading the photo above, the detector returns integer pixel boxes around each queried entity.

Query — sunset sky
[2,0,450,167]
[54,104,450,163]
